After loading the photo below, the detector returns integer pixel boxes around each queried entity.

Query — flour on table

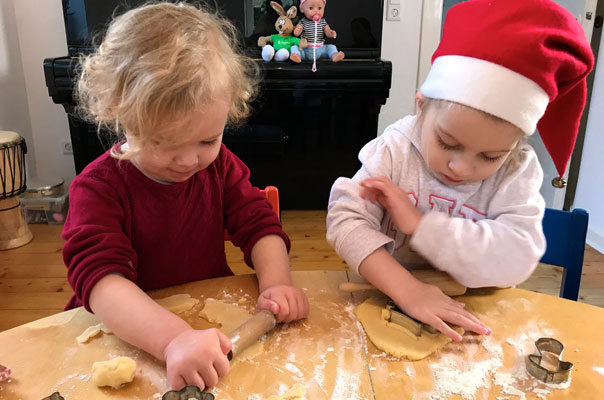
[265,383,306,399]
[331,368,363,400]
[415,319,569,400]
[428,335,504,400]
[155,293,200,314]
[76,322,112,344]
[595,366,604,377]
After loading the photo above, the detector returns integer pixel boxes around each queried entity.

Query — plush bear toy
[293,0,345,70]
[258,1,308,63]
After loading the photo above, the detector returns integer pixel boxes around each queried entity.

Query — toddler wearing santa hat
[327,0,594,341]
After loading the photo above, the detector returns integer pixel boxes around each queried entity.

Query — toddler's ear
[415,91,426,113]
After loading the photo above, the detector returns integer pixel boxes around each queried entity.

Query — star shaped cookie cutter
[525,337,573,384]
[162,385,215,400]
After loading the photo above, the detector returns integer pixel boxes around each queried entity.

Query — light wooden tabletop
[0,270,603,399]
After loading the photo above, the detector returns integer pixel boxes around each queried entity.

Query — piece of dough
[199,299,264,363]
[91,356,136,388]
[355,297,464,360]
[265,383,306,400]
[155,293,200,314]
[76,323,112,344]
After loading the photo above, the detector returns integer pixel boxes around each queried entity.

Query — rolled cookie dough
[155,293,200,314]
[199,298,252,333]
[355,297,464,360]
[91,356,136,388]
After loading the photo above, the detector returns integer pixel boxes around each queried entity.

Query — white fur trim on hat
[419,55,549,135]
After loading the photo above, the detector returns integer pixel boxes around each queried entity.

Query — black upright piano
[44,0,392,209]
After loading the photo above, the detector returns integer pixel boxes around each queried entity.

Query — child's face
[418,101,522,186]
[131,101,229,183]
[300,0,325,20]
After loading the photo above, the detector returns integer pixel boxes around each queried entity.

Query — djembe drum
[0,131,32,250]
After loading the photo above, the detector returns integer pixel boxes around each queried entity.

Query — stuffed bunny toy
[258,1,308,63]
[294,0,344,69]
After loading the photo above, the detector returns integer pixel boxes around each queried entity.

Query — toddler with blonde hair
[63,1,308,390]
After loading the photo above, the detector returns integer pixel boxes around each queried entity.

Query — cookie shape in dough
[199,298,252,333]
[91,356,136,388]
[155,293,200,314]
[355,297,464,360]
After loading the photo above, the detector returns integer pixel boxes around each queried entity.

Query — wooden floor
[1,210,603,332]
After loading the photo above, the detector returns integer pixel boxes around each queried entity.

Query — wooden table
[1,271,603,399]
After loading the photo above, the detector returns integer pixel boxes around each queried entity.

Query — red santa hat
[420,0,594,182]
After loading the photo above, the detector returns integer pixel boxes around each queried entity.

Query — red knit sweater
[62,144,289,311]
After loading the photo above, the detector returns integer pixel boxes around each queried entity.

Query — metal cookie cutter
[526,337,573,384]
[385,300,438,337]
[162,385,215,400]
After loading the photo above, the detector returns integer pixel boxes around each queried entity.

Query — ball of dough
[91,356,136,388]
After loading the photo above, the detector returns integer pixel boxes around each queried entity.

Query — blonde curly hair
[76,1,259,159]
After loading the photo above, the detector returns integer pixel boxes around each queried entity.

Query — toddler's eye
[201,139,217,146]
[480,154,502,163]
[436,136,458,151]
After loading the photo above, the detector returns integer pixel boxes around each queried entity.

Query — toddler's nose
[448,157,472,178]
[174,150,199,169]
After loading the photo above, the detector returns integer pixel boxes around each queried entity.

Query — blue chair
[540,208,589,301]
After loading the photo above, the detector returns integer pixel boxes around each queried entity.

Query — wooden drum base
[0,197,33,250]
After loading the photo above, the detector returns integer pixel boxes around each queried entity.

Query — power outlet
[386,0,401,21]
[61,140,73,155]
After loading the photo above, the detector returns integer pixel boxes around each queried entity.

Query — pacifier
[313,14,320,22]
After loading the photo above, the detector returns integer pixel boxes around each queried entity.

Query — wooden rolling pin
[339,269,467,296]
[227,309,276,360]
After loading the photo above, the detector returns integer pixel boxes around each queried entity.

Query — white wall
[0,0,36,174]
[574,34,604,254]
[377,0,423,134]
[1,0,74,185]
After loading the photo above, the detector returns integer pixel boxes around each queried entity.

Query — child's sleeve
[326,136,396,272]
[62,175,138,312]
[409,147,546,288]
[220,146,290,268]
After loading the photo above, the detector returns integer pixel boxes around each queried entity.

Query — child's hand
[163,328,231,390]
[360,176,423,235]
[393,278,491,342]
[293,25,303,36]
[257,285,309,323]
